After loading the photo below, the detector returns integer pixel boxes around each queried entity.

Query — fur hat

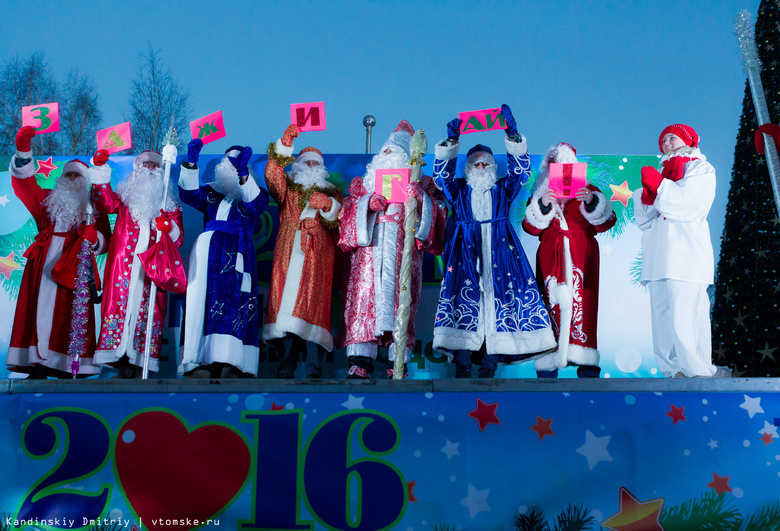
[62,159,90,180]
[296,146,324,166]
[380,120,414,156]
[133,150,163,170]
[658,124,699,153]
[466,144,495,168]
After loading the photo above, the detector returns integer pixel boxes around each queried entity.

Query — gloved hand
[16,126,36,152]
[541,188,557,207]
[369,194,387,212]
[446,118,462,143]
[282,124,300,147]
[501,104,518,137]
[228,146,253,177]
[640,166,663,205]
[406,181,423,200]
[187,139,203,164]
[155,210,173,233]
[309,191,331,210]
[80,224,98,245]
[660,156,691,182]
[93,149,110,166]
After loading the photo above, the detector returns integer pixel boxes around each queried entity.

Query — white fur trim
[276,139,294,157]
[505,134,528,157]
[89,164,112,185]
[579,191,614,226]
[356,192,378,247]
[319,197,341,221]
[134,151,162,170]
[415,191,433,242]
[16,149,32,159]
[296,150,324,166]
[240,174,261,202]
[10,154,35,179]
[434,139,459,161]
[524,196,555,230]
[567,345,600,366]
[178,165,200,190]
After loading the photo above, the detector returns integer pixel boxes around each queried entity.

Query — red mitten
[15,126,36,152]
[640,166,663,205]
[369,194,387,212]
[155,210,173,233]
[80,225,98,245]
[755,123,780,155]
[309,191,331,210]
[282,124,300,147]
[93,149,110,166]
[660,156,691,182]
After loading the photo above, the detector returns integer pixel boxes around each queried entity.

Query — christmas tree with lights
[712,0,780,377]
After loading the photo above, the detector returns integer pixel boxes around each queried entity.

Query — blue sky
[0,0,764,253]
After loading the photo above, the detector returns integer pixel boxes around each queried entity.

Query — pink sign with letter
[291,102,326,132]
[549,162,588,199]
[190,110,226,145]
[458,107,506,135]
[375,168,410,203]
[22,102,60,134]
[96,122,133,154]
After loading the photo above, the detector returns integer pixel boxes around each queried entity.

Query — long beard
[363,150,410,190]
[43,177,90,230]
[290,161,331,189]
[115,167,177,224]
[464,165,498,193]
[211,159,243,200]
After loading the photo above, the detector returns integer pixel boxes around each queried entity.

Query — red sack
[138,231,187,294]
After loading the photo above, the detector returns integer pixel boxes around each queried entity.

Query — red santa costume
[337,121,447,378]
[522,143,616,376]
[263,125,343,377]
[8,132,110,377]
[90,151,183,375]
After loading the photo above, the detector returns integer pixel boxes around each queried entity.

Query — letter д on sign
[291,102,326,132]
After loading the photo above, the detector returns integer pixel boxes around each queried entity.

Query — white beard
[464,165,498,193]
[289,161,331,189]
[43,176,90,231]
[363,150,410,191]
[115,167,177,224]
[211,158,243,201]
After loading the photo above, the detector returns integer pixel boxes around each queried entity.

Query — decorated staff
[7,126,111,379]
[91,132,184,379]
[263,124,341,379]
[392,129,427,379]
[735,10,780,217]
[337,120,447,379]
[178,138,269,379]
[432,104,556,378]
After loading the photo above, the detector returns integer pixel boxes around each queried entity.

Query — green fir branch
[553,503,596,531]
[739,501,780,531]
[431,522,457,531]
[514,505,550,531]
[629,249,645,289]
[660,490,741,531]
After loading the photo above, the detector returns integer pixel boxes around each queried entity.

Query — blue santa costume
[432,108,556,377]
[177,144,269,377]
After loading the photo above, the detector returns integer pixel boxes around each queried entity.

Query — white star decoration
[460,484,490,519]
[708,439,718,449]
[576,429,613,470]
[441,439,460,460]
[0,195,9,207]
[740,395,764,418]
[341,394,365,410]
[759,421,778,438]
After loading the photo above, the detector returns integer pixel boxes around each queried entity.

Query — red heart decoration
[114,410,250,530]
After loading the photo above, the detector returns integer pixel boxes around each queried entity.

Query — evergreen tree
[712,0,780,376]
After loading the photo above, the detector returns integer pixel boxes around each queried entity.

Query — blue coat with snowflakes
[432,136,556,362]
[177,165,269,376]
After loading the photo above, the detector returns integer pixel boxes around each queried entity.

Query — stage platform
[3,377,780,531]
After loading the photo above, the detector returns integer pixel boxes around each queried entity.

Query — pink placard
[190,110,226,145]
[375,168,410,203]
[549,162,588,199]
[22,102,60,134]
[96,122,133,155]
[291,101,326,132]
[458,107,506,135]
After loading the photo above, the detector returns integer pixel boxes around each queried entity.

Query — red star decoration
[447,266,453,272]
[530,415,555,440]
[609,180,633,207]
[707,473,732,495]
[0,252,22,280]
[761,431,775,446]
[407,480,417,502]
[666,404,686,425]
[601,487,664,531]
[35,156,58,178]
[467,398,500,432]
[270,402,285,411]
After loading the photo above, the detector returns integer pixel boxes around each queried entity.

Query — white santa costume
[632,124,719,378]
